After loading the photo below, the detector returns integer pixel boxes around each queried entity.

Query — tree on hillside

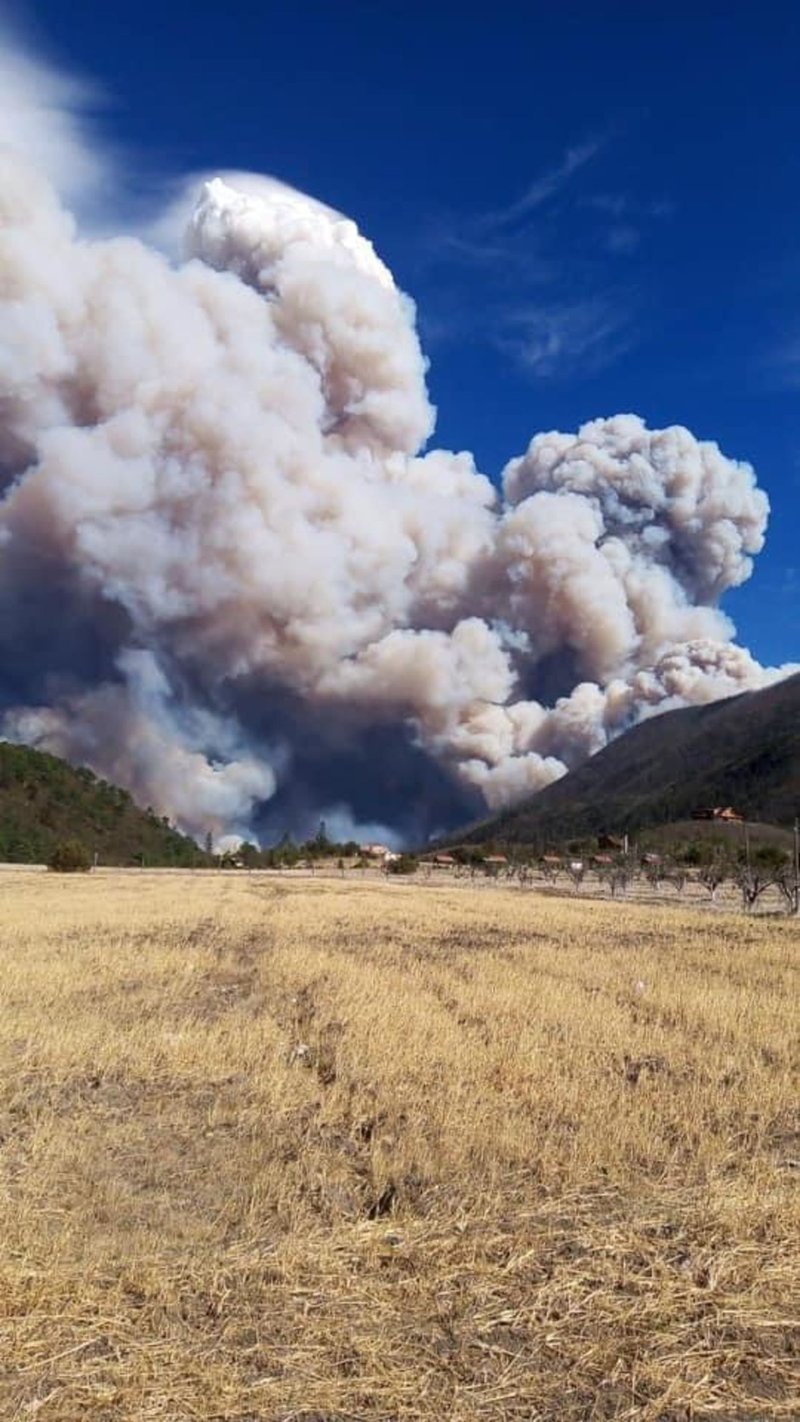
[750,844,788,874]
[680,840,711,866]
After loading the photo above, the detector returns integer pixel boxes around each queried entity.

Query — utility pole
[794,816,799,916]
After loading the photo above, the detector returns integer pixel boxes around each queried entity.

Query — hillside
[0,741,206,866]
[457,670,800,848]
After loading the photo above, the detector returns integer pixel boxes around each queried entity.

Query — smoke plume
[0,41,794,843]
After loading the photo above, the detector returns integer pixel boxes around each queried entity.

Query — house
[484,854,508,866]
[690,806,743,823]
[360,842,392,858]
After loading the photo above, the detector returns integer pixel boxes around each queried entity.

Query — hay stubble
[0,871,797,1420]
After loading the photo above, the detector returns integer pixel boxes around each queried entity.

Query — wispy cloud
[581,193,673,259]
[415,136,653,380]
[420,136,607,279]
[764,333,800,390]
[496,297,634,378]
[422,223,554,281]
[604,224,640,255]
[474,138,603,233]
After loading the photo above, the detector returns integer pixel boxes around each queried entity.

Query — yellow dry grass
[0,869,797,1421]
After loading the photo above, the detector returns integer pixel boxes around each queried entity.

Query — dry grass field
[0,871,797,1421]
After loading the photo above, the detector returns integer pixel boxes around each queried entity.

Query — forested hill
[455,670,800,848]
[0,741,206,866]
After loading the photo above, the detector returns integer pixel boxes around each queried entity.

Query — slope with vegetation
[0,741,206,866]
[458,671,800,848]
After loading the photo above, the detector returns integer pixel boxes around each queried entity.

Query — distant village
[207,802,800,916]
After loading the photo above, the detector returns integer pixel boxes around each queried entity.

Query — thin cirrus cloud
[604,224,640,255]
[472,137,604,233]
[764,332,800,390]
[417,137,648,380]
[496,296,635,378]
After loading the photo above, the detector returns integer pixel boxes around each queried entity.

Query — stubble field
[0,870,797,1421]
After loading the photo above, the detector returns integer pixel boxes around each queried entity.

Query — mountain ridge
[452,671,800,847]
[0,740,207,865]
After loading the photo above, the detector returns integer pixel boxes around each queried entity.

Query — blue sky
[14,0,800,666]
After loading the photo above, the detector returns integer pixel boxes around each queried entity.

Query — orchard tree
[667,864,688,896]
[736,864,777,913]
[776,863,800,916]
[698,857,730,904]
[565,860,586,892]
[539,856,562,885]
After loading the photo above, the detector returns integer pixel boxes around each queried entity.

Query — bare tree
[539,857,561,886]
[776,862,799,916]
[698,858,729,905]
[736,864,777,913]
[781,818,800,917]
[565,859,585,892]
[593,859,612,893]
[642,857,664,891]
[609,860,635,897]
[598,857,635,898]
[666,865,688,896]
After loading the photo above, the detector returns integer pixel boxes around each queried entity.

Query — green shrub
[48,839,92,873]
[752,844,788,872]
[387,854,418,875]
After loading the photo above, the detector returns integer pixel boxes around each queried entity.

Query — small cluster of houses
[357,807,745,872]
[691,806,743,822]
[359,842,401,864]
[424,852,510,869]
[358,846,512,869]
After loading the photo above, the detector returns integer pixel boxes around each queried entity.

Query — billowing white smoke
[0,50,793,841]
